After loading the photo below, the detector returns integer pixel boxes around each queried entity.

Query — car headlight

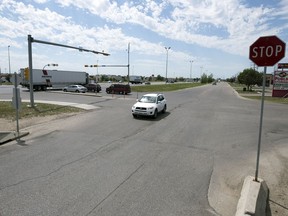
[147,106,154,110]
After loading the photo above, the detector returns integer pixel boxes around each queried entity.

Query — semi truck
[20,68,89,91]
[129,75,142,84]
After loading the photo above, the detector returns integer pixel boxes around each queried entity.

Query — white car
[63,85,87,93]
[132,93,167,118]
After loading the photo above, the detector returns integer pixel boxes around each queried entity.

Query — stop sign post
[249,35,286,182]
[249,35,286,66]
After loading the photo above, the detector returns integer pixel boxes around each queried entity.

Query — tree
[200,73,208,83]
[200,73,214,83]
[207,73,214,83]
[156,75,164,81]
[226,76,236,83]
[237,68,262,91]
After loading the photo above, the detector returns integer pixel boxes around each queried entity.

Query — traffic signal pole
[28,35,35,107]
[27,34,110,108]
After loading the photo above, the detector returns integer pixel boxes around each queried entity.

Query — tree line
[227,68,263,91]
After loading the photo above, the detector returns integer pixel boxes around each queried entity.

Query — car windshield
[139,96,156,103]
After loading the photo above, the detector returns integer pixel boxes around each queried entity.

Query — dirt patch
[0,113,78,132]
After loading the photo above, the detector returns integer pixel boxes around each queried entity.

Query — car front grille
[135,107,147,110]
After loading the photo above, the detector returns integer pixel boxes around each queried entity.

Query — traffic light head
[24,67,29,80]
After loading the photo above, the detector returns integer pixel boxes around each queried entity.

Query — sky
[1,0,288,79]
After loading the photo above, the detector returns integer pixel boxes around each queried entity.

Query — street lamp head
[165,46,171,50]
[43,63,58,70]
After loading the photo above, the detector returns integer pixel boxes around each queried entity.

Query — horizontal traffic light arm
[84,64,128,67]
[30,36,110,56]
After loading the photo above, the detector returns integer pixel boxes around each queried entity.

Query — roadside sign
[278,63,288,69]
[249,35,286,66]
[11,74,21,86]
[249,35,286,181]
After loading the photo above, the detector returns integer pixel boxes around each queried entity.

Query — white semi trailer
[20,68,88,91]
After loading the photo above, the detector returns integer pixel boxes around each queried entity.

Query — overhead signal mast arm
[31,37,110,56]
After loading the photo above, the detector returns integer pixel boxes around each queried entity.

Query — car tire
[76,90,79,93]
[153,109,158,119]
[63,89,67,92]
[162,104,167,114]
[132,114,137,118]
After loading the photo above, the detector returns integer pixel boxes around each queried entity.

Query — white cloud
[33,0,48,3]
[44,0,287,57]
[1,0,288,77]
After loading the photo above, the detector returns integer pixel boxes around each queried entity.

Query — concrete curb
[235,176,268,216]
[0,131,29,145]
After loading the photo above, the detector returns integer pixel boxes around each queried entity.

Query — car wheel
[153,109,158,119]
[132,114,137,118]
[63,89,67,92]
[76,90,79,93]
[162,104,167,114]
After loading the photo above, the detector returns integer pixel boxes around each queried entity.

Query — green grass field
[131,82,204,92]
[0,101,83,120]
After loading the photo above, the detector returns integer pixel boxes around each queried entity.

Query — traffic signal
[24,67,29,80]
[84,65,98,67]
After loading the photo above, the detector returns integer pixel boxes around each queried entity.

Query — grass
[131,82,204,92]
[244,96,288,104]
[0,101,83,120]
[228,82,265,94]
[228,82,288,104]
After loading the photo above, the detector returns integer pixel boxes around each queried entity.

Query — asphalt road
[0,83,287,216]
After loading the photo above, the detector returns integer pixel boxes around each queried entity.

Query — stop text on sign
[251,45,283,58]
[249,35,286,67]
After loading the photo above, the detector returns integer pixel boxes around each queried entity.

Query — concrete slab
[235,175,268,216]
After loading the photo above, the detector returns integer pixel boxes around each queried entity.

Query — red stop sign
[249,35,286,67]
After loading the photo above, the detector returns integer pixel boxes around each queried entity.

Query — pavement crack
[0,137,132,191]
[85,163,145,216]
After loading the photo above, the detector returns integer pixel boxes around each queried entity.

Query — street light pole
[190,60,193,80]
[165,47,171,82]
[8,45,11,74]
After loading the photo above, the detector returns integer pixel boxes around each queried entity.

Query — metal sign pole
[14,74,20,135]
[255,66,267,182]
[28,35,35,107]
